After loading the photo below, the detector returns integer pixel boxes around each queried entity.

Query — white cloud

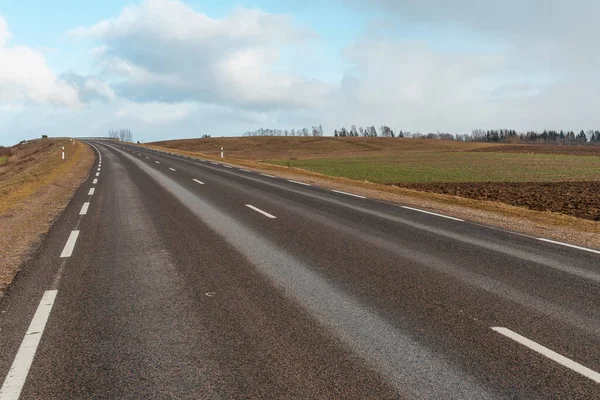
[70,0,328,109]
[362,0,600,72]
[330,0,600,132]
[60,72,116,102]
[0,15,11,47]
[0,15,80,108]
[115,101,197,124]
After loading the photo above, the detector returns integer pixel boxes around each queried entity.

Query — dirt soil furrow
[396,181,600,221]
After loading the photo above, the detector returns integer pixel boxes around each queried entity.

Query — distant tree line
[470,129,600,144]
[244,126,324,137]
[108,128,133,142]
[241,125,600,144]
[333,125,405,137]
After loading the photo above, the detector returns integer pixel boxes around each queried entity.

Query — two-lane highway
[0,140,599,398]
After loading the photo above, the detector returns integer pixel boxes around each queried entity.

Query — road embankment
[0,139,94,292]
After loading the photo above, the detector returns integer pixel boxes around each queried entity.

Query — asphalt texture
[0,140,599,399]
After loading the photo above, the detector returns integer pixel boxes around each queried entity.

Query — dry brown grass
[150,136,501,160]
[0,139,94,292]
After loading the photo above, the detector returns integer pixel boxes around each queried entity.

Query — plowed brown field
[396,181,600,221]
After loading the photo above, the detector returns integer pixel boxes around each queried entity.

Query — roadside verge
[0,140,94,293]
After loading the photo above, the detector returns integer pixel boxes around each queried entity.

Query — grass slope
[149,137,500,160]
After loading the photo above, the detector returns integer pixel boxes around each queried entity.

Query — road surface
[1,140,599,399]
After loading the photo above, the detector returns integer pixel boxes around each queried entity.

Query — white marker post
[61,146,65,161]
[221,147,224,159]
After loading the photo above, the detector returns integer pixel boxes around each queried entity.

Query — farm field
[268,152,600,183]
[400,181,600,221]
[268,152,600,221]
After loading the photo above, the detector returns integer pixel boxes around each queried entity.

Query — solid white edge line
[401,206,464,222]
[79,202,90,215]
[288,179,311,186]
[331,189,366,199]
[260,173,275,178]
[192,179,205,185]
[60,230,80,258]
[0,290,58,400]
[88,188,95,196]
[245,204,277,219]
[169,167,176,171]
[537,238,600,255]
[492,327,600,384]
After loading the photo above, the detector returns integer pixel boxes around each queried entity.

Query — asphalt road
[1,140,599,399]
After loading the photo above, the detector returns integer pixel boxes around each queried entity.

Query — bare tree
[380,125,393,137]
[120,129,133,142]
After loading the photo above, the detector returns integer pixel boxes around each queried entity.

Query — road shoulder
[0,140,94,294]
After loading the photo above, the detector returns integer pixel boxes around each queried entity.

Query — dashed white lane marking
[193,179,205,185]
[288,179,311,186]
[60,230,80,258]
[223,165,232,169]
[260,173,275,178]
[88,188,95,196]
[155,161,160,164]
[245,204,277,219]
[95,172,100,177]
[92,178,98,184]
[0,290,58,400]
[210,162,219,165]
[169,167,176,171]
[79,202,90,215]
[537,238,600,255]
[492,327,600,384]
[240,169,251,172]
[97,168,100,171]
[331,189,366,199]
[401,206,464,222]
[145,157,149,159]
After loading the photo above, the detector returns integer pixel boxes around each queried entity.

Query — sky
[1,0,600,145]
